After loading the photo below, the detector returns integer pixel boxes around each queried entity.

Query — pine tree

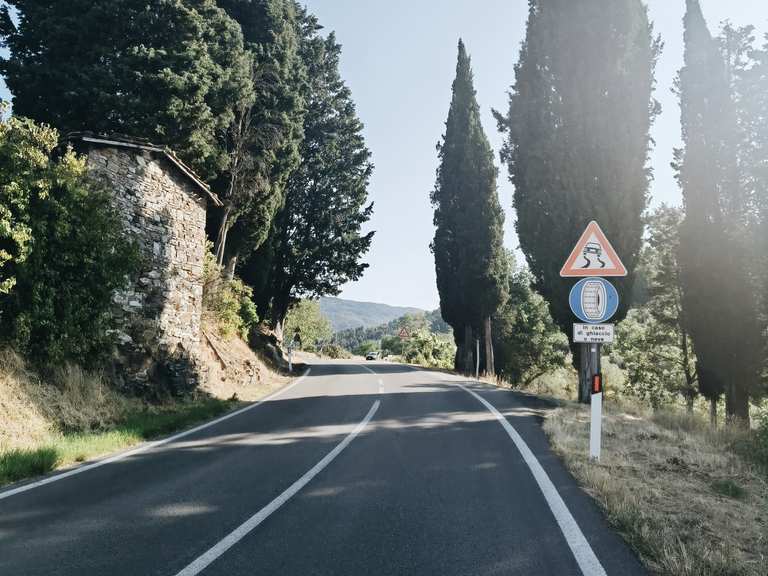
[496,0,659,400]
[0,0,252,180]
[212,0,306,270]
[675,0,764,426]
[432,40,508,374]
[242,9,373,338]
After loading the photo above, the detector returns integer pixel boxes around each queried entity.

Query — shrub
[0,115,139,368]
[282,300,333,351]
[203,248,258,340]
[320,343,351,359]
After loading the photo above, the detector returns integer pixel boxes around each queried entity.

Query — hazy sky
[300,0,768,309]
[2,1,767,310]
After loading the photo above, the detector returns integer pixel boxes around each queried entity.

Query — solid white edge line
[453,380,607,576]
[0,368,313,502]
[174,399,381,576]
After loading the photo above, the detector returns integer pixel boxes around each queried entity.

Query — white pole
[475,338,480,380]
[590,392,602,461]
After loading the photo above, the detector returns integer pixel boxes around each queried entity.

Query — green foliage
[242,11,373,328]
[335,310,450,352]
[0,116,139,368]
[380,335,404,357]
[612,206,698,409]
[1,0,252,180]
[203,248,259,340]
[353,341,379,357]
[319,343,351,360]
[492,260,569,387]
[214,0,306,263]
[401,330,456,370]
[675,1,764,422]
[496,0,659,393]
[283,299,333,352]
[0,447,58,485]
[432,40,508,370]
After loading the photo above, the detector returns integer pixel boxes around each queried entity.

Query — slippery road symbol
[580,242,606,269]
[560,221,628,278]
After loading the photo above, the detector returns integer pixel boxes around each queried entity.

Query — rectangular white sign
[573,323,614,343]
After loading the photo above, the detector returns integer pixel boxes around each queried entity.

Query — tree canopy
[496,0,659,400]
[1,0,252,181]
[432,39,508,372]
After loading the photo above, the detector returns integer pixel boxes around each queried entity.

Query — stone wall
[84,145,208,392]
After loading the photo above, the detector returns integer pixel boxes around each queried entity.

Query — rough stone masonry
[68,134,222,393]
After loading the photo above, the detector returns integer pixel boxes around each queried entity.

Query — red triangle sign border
[560,221,628,278]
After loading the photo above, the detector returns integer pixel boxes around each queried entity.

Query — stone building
[68,134,221,392]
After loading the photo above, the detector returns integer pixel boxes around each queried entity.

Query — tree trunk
[463,325,473,375]
[726,381,750,429]
[224,253,238,281]
[214,204,234,267]
[685,394,694,414]
[483,316,494,376]
[709,397,718,428]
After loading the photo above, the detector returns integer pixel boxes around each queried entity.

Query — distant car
[366,351,379,361]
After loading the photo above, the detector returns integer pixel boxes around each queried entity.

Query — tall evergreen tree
[212,0,306,270]
[675,0,764,426]
[496,0,659,400]
[0,0,252,180]
[242,9,373,337]
[432,40,508,374]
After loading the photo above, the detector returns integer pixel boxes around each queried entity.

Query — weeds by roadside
[0,397,238,488]
[544,403,768,576]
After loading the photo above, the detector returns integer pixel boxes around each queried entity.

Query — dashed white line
[0,368,313,501]
[454,380,607,576]
[173,399,381,576]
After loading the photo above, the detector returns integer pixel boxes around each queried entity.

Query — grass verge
[544,402,768,576]
[0,398,238,488]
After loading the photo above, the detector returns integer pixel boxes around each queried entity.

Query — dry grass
[544,402,768,576]
[200,324,292,402]
[0,329,295,488]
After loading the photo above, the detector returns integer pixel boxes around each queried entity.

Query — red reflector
[592,374,602,395]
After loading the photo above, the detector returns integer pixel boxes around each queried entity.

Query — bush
[283,300,332,351]
[0,115,139,368]
[402,330,455,370]
[320,343,352,359]
[203,248,258,340]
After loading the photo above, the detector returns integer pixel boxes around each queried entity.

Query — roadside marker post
[590,372,603,461]
[562,221,626,462]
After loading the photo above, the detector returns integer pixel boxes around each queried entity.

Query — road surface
[0,361,646,575]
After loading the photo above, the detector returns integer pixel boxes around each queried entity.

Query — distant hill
[333,309,451,352]
[319,297,423,332]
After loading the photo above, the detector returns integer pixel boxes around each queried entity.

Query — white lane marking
[357,363,383,394]
[174,399,380,576]
[0,369,313,501]
[454,381,607,576]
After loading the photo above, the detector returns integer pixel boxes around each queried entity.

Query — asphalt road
[0,362,646,576]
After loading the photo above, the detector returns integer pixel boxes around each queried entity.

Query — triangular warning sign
[560,221,627,277]
[398,327,411,340]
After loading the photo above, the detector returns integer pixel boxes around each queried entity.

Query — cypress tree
[675,0,764,426]
[243,9,374,337]
[496,0,659,400]
[0,0,252,180]
[432,40,508,374]
[213,0,305,270]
